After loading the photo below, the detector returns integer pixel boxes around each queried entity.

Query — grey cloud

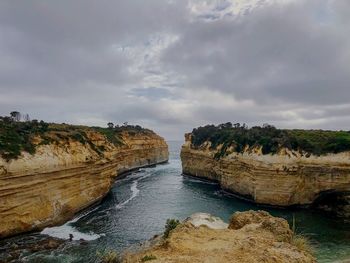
[0,0,349,140]
[129,87,173,100]
[0,0,188,94]
[162,0,350,106]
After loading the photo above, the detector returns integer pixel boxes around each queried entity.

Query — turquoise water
[3,141,350,262]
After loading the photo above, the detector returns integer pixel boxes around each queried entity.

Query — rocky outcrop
[124,210,315,263]
[181,133,350,210]
[0,130,168,238]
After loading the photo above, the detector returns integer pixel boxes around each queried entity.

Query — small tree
[10,111,21,122]
[23,113,30,122]
[107,122,114,129]
[233,123,240,129]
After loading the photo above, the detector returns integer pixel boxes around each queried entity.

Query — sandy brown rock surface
[181,133,350,209]
[123,210,315,263]
[0,130,168,238]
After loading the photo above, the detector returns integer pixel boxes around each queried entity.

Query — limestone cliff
[124,210,315,263]
[0,129,168,238]
[181,133,350,211]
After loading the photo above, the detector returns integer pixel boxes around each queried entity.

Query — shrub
[141,254,157,262]
[190,123,350,159]
[0,118,47,160]
[290,214,314,255]
[163,218,180,239]
[291,234,314,255]
[0,114,155,160]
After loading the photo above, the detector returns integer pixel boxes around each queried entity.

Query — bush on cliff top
[191,123,350,158]
[163,218,180,239]
[0,113,152,161]
[0,117,48,160]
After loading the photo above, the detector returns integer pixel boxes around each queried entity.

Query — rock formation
[181,133,350,213]
[0,129,168,238]
[124,210,315,263]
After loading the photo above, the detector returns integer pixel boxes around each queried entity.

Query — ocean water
[2,141,350,262]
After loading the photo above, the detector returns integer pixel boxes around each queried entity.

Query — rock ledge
[124,210,316,263]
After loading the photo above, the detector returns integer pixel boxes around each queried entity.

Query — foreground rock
[0,236,64,262]
[0,127,168,238]
[181,133,350,213]
[123,210,315,263]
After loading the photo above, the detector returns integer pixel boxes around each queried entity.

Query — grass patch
[141,254,157,262]
[291,234,314,255]
[92,127,124,146]
[291,214,314,255]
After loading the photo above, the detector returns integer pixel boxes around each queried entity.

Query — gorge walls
[0,130,168,238]
[181,133,350,214]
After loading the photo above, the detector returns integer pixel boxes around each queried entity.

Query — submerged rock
[123,210,316,263]
[0,236,64,262]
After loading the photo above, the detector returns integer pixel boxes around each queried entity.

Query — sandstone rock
[185,212,228,229]
[229,210,292,242]
[181,134,350,216]
[0,131,168,238]
[229,210,271,229]
[123,211,315,263]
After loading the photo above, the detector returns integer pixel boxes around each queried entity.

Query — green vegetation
[191,123,350,159]
[291,215,314,255]
[163,218,180,239]
[96,250,119,263]
[291,234,314,255]
[0,112,153,161]
[141,254,157,262]
[0,116,49,160]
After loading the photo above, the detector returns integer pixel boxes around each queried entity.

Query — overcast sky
[0,0,349,140]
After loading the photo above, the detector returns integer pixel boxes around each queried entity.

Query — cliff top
[0,114,156,161]
[189,123,350,158]
[123,210,316,263]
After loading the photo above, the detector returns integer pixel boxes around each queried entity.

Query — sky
[0,0,349,140]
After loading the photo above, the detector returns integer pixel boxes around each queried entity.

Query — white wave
[115,180,140,209]
[41,206,102,241]
[115,173,151,210]
[41,224,101,241]
[69,205,100,223]
[184,177,218,185]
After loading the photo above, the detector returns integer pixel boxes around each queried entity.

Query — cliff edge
[0,122,168,238]
[181,125,350,217]
[124,210,315,263]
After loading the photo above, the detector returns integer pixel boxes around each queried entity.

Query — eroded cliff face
[181,133,350,210]
[124,210,315,263]
[0,131,168,238]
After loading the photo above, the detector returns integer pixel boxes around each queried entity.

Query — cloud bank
[0,0,349,139]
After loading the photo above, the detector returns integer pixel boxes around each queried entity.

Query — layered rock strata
[0,131,168,238]
[181,133,350,209]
